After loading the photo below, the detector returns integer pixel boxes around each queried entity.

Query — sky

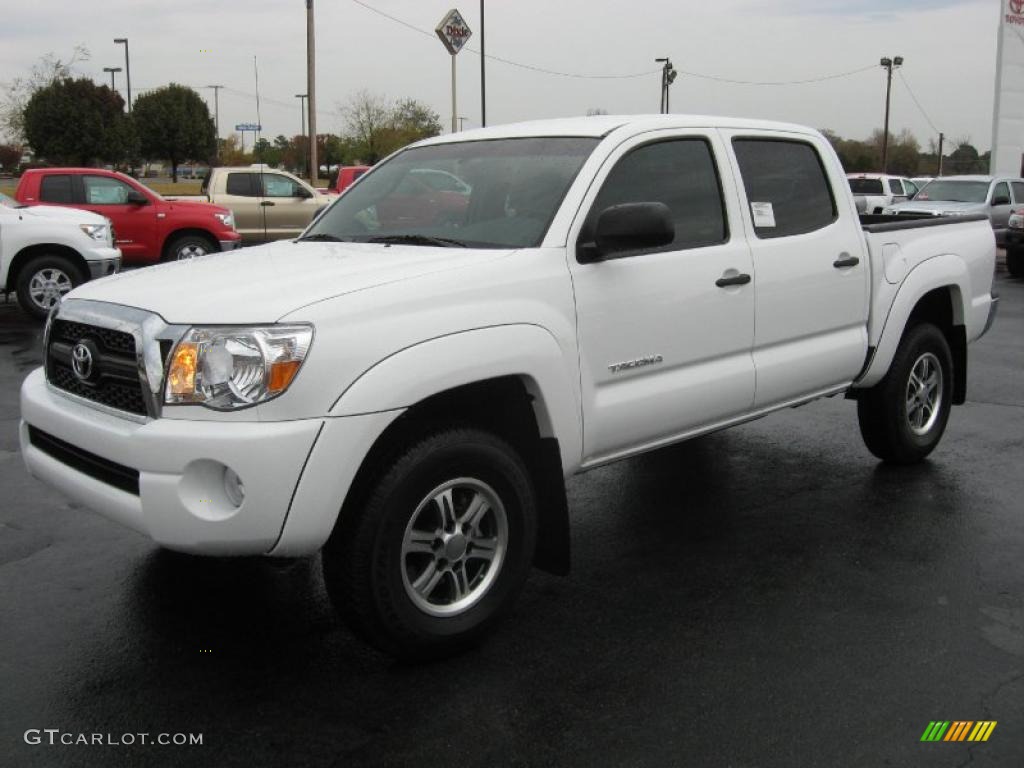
[0,0,1004,151]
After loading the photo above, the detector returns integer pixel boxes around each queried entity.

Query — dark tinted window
[888,178,905,195]
[587,139,727,252]
[848,178,883,194]
[993,182,1011,205]
[226,173,256,196]
[1012,182,1024,203]
[39,174,74,203]
[733,139,837,238]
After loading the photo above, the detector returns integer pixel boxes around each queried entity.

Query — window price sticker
[751,202,776,228]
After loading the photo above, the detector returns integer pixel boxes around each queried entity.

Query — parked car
[14,168,241,264]
[186,166,333,243]
[884,175,1024,245]
[0,192,120,318]
[847,173,920,214]
[328,165,370,195]
[20,115,998,660]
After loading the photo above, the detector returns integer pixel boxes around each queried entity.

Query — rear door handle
[260,201,276,207]
[833,254,860,268]
[715,273,752,288]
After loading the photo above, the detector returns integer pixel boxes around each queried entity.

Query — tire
[15,254,85,320]
[857,322,953,464]
[1007,248,1024,278]
[163,234,216,262]
[323,427,538,661]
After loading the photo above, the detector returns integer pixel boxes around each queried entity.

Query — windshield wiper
[297,233,348,242]
[366,234,467,248]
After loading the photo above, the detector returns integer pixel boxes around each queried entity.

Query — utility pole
[480,0,486,127]
[937,132,944,176]
[113,39,132,112]
[296,94,308,177]
[879,55,903,173]
[206,85,224,158]
[103,67,121,91]
[306,0,318,186]
[655,58,677,114]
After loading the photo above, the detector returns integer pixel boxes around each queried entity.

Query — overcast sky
[0,0,1003,150]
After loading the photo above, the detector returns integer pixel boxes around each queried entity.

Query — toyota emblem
[71,342,94,382]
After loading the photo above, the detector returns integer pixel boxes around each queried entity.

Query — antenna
[254,55,268,242]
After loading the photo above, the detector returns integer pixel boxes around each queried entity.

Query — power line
[897,70,941,136]
[350,0,876,86]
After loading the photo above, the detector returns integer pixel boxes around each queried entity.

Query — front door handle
[715,273,752,288]
[260,201,276,207]
[833,254,860,268]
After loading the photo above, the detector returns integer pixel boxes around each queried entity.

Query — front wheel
[163,234,216,262]
[857,322,953,464]
[323,428,537,661]
[15,255,85,319]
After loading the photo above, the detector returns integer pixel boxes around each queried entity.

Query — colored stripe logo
[920,721,997,742]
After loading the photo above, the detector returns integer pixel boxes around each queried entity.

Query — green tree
[23,78,131,165]
[341,91,442,163]
[0,143,22,172]
[1,46,89,143]
[133,83,216,182]
[947,139,982,175]
[253,137,282,167]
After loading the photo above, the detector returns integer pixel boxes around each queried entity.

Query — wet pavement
[0,270,1022,768]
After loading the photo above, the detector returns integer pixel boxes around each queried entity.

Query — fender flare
[856,254,966,389]
[331,323,584,473]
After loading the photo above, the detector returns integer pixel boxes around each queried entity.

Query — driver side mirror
[578,202,675,263]
[125,189,148,205]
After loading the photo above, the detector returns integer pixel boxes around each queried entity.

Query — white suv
[847,173,919,214]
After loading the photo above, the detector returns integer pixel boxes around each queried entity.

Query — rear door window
[1011,182,1024,203]
[732,139,837,238]
[39,174,74,203]
[225,173,257,196]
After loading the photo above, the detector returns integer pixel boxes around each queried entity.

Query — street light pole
[103,67,121,91]
[205,85,223,143]
[296,94,308,178]
[879,55,903,173]
[113,38,131,112]
[655,58,676,114]
[306,0,318,186]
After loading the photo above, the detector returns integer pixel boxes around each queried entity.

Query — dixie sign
[435,8,472,55]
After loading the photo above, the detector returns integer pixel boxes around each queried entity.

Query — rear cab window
[39,174,74,203]
[732,138,837,238]
[848,177,883,195]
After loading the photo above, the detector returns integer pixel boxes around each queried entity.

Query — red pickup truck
[327,165,370,195]
[15,169,241,264]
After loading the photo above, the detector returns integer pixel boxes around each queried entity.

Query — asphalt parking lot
[1,267,1021,768]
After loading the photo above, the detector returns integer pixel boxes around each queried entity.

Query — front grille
[47,319,148,416]
[28,425,140,495]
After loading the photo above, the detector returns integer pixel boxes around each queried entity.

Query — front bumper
[86,247,122,279]
[19,368,400,556]
[218,235,242,251]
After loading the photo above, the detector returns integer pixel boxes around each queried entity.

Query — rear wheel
[857,322,953,464]
[15,254,84,319]
[163,234,216,262]
[1007,248,1024,278]
[322,427,537,661]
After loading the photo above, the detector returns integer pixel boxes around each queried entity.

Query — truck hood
[161,198,231,215]
[7,204,107,225]
[65,240,512,324]
[887,200,986,215]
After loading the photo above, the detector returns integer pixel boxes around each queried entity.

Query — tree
[0,144,22,172]
[23,78,131,165]
[947,138,983,175]
[341,91,442,163]
[133,84,216,182]
[1,46,89,143]
[217,133,252,166]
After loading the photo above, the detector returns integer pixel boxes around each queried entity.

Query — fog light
[223,467,245,507]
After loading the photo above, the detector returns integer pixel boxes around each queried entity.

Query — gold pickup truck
[197,166,334,243]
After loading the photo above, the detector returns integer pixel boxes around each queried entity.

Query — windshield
[915,180,990,204]
[848,178,884,194]
[302,137,599,248]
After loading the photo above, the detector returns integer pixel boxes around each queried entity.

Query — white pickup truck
[19,115,998,659]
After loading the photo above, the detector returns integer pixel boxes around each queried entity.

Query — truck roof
[418,114,820,146]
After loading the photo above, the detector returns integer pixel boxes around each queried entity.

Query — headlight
[214,211,235,229]
[165,325,313,410]
[79,223,109,242]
